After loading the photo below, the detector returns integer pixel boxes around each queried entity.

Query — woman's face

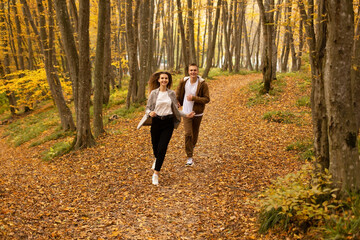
[158,74,169,87]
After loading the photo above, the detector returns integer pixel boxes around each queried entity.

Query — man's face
[188,66,198,78]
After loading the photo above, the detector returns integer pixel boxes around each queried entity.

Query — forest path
[0,73,311,239]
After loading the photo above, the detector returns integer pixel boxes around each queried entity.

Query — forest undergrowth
[0,73,315,239]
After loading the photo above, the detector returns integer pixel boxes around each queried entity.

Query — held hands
[186,111,195,118]
[149,111,157,117]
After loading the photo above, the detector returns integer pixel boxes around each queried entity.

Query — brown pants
[183,116,203,158]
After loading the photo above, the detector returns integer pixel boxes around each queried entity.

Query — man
[176,63,210,166]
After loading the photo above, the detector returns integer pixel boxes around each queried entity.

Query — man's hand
[186,95,193,101]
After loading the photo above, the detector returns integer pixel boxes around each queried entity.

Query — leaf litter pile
[0,73,312,239]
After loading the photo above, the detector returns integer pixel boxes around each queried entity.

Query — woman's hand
[149,111,157,117]
[186,111,195,118]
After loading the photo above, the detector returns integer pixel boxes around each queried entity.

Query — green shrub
[263,111,296,124]
[258,163,340,234]
[324,193,360,239]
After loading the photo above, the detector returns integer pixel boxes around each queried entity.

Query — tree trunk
[21,3,36,70]
[243,19,253,71]
[203,0,222,79]
[74,0,95,149]
[187,0,197,65]
[93,0,107,138]
[36,0,75,131]
[256,0,275,93]
[69,0,79,35]
[222,0,232,72]
[54,0,79,112]
[177,0,189,74]
[125,0,140,108]
[297,18,304,71]
[138,0,151,102]
[0,1,16,115]
[12,0,25,70]
[255,21,261,71]
[352,7,360,130]
[299,0,329,170]
[234,1,245,72]
[325,0,360,194]
[205,0,213,68]
[289,26,297,72]
[103,0,111,105]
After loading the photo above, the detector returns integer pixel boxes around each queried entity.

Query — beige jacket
[137,88,184,129]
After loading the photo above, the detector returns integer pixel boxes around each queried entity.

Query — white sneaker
[152,159,156,170]
[186,158,194,166]
[152,173,159,185]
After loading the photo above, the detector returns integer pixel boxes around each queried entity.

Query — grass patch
[286,138,314,161]
[42,141,72,161]
[206,68,259,79]
[247,75,286,107]
[30,127,75,147]
[263,111,297,124]
[3,107,60,146]
[103,103,144,125]
[296,96,311,108]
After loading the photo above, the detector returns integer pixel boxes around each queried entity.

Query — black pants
[151,117,174,171]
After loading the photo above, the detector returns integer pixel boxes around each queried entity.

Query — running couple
[137,63,210,185]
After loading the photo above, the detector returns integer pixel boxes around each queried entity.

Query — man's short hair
[189,63,198,68]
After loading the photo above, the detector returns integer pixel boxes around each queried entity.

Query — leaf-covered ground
[0,73,312,239]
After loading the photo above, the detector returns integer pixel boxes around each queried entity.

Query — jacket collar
[184,76,204,83]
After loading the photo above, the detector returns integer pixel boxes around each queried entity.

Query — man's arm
[192,83,210,104]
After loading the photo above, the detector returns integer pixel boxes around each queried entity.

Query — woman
[137,71,194,185]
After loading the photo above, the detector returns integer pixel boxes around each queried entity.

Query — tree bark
[256,0,275,93]
[325,0,360,194]
[0,1,17,115]
[352,7,360,130]
[203,0,222,79]
[297,18,304,71]
[243,19,253,71]
[103,0,111,105]
[12,0,25,70]
[74,0,95,148]
[21,2,36,70]
[187,0,197,65]
[177,0,189,74]
[36,0,75,131]
[138,0,151,102]
[299,0,329,170]
[234,1,245,72]
[221,0,232,71]
[93,0,107,138]
[125,0,140,108]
